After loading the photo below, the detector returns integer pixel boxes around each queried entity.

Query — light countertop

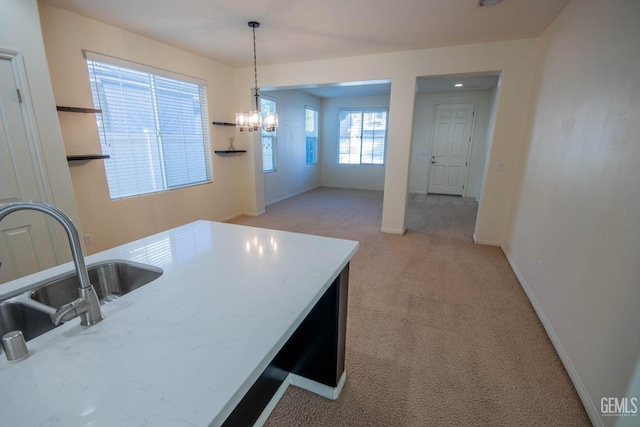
[0,220,359,426]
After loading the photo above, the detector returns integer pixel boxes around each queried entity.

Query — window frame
[85,51,212,200]
[261,95,278,174]
[337,108,388,166]
[305,106,319,165]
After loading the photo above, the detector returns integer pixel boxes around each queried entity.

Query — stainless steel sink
[0,260,162,343]
[30,260,163,308]
[0,301,58,342]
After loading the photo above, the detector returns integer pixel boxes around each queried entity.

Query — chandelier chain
[236,21,277,132]
[252,25,259,110]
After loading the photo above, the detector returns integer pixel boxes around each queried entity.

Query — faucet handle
[50,299,91,325]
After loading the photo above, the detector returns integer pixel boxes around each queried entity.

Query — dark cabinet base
[222,263,350,426]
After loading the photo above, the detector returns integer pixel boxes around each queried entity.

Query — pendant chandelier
[236,21,278,132]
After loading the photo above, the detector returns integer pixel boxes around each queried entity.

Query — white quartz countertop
[0,220,358,426]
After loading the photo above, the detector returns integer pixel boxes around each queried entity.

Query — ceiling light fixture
[236,21,278,132]
[455,83,464,87]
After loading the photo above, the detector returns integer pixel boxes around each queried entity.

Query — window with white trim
[305,107,318,165]
[261,96,277,173]
[86,53,211,199]
[338,109,387,165]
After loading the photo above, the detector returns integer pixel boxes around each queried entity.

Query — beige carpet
[227,187,590,426]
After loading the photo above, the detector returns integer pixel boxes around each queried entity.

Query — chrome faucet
[0,201,103,326]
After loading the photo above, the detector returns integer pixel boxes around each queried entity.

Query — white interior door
[0,57,59,284]
[428,103,475,195]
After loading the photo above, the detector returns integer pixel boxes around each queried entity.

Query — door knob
[431,160,437,164]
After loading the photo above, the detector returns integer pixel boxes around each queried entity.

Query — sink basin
[0,302,58,342]
[30,260,163,308]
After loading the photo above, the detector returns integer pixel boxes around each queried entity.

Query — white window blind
[338,109,387,165]
[261,97,277,173]
[86,54,211,199]
[305,107,318,165]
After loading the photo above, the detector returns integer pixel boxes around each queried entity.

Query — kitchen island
[0,220,358,426]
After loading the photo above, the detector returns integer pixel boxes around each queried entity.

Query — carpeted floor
[227,187,590,426]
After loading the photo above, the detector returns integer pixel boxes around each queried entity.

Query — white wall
[0,0,79,261]
[409,90,495,199]
[38,3,247,254]
[262,89,321,205]
[320,95,390,191]
[234,38,538,238]
[504,0,640,425]
[477,83,500,201]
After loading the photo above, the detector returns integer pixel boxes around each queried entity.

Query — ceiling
[40,0,569,68]
[285,81,393,99]
[417,74,500,93]
[274,74,500,99]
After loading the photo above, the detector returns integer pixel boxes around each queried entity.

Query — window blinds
[86,55,211,199]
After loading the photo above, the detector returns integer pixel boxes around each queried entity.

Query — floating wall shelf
[66,155,110,161]
[214,150,246,156]
[212,122,236,127]
[56,106,102,114]
[56,106,107,163]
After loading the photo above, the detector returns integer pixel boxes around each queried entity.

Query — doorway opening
[257,80,392,208]
[408,72,501,235]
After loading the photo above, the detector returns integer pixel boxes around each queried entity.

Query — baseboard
[473,233,501,246]
[289,371,347,400]
[219,209,265,222]
[320,184,384,192]
[242,209,266,217]
[504,252,603,427]
[252,372,347,426]
[252,375,291,427]
[266,186,320,207]
[380,227,406,235]
[217,211,244,223]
